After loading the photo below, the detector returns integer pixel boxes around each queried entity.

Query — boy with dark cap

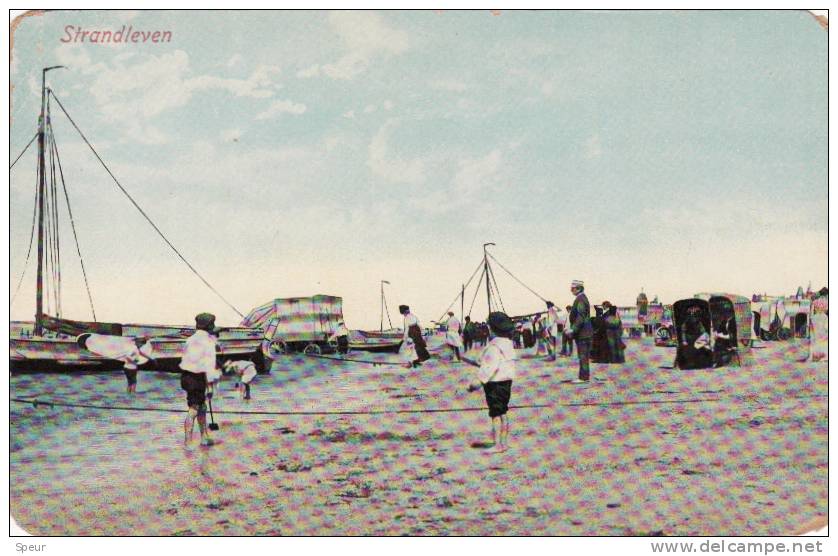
[180,312,218,447]
[466,311,517,453]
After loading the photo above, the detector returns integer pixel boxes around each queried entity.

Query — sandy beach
[10,337,827,536]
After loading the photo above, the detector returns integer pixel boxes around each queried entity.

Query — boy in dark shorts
[466,311,518,453]
[179,312,219,447]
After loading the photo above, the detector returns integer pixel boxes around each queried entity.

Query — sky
[8,10,827,329]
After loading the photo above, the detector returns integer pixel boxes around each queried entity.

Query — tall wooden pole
[34,70,48,335]
[483,243,495,316]
[33,66,65,336]
[461,283,465,322]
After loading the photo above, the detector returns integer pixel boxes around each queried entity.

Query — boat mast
[33,66,65,336]
[483,242,495,314]
[380,280,390,332]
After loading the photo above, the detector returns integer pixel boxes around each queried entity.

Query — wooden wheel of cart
[267,339,288,358]
[303,343,322,355]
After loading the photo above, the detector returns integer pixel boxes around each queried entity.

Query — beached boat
[9,67,264,372]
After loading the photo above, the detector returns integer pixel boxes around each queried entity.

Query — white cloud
[383,100,394,110]
[255,99,307,120]
[226,54,243,68]
[220,128,242,142]
[453,149,503,196]
[363,104,376,113]
[296,64,320,79]
[429,79,467,92]
[308,12,409,80]
[343,110,356,119]
[408,149,506,226]
[540,78,558,97]
[62,49,283,143]
[367,119,425,185]
[583,134,602,159]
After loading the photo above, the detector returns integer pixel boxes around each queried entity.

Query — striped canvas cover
[241,295,344,343]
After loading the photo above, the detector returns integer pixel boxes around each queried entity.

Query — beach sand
[10,337,827,536]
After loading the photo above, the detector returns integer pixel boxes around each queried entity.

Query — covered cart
[242,295,345,359]
[241,295,403,362]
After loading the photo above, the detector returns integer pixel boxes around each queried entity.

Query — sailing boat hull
[349,329,403,353]
[10,321,266,372]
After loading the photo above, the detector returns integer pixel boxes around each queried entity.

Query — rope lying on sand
[290,352,407,367]
[9,393,827,416]
[9,397,549,415]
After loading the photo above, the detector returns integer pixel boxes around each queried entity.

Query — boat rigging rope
[436,258,485,323]
[44,125,61,316]
[293,352,407,367]
[487,252,547,303]
[9,132,38,170]
[49,120,97,321]
[466,267,486,318]
[486,262,506,313]
[48,90,245,319]
[46,108,63,317]
[382,293,393,329]
[10,164,40,307]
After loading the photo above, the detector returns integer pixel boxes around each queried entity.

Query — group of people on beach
[432,279,601,383]
[393,279,598,453]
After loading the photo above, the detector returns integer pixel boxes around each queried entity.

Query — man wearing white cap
[565,280,593,383]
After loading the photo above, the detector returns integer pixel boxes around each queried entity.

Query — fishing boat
[9,67,264,372]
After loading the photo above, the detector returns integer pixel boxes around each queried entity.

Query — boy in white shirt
[180,312,218,447]
[466,311,517,453]
[223,359,258,400]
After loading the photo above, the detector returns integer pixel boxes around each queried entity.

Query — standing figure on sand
[179,312,218,447]
[466,311,517,454]
[328,320,351,356]
[601,301,625,364]
[560,305,574,357]
[565,280,593,383]
[443,311,464,362]
[400,305,431,368]
[544,301,560,361]
[810,287,828,362]
[462,316,476,352]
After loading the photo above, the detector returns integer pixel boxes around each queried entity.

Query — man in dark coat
[565,280,594,382]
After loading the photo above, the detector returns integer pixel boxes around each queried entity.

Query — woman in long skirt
[602,301,625,364]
